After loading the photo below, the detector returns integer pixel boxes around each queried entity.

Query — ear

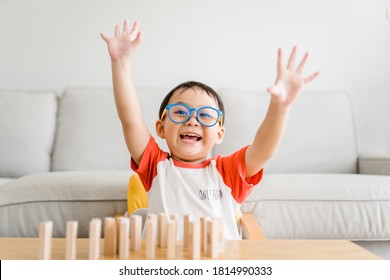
[155,120,166,139]
[214,126,225,145]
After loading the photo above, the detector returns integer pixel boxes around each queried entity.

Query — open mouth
[180,133,202,142]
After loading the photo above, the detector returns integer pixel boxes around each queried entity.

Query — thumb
[100,33,109,43]
[267,85,281,96]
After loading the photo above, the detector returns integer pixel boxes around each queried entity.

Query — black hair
[158,81,225,124]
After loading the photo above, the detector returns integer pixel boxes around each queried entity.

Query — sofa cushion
[0,178,14,186]
[51,88,169,172]
[0,90,58,178]
[135,87,170,152]
[51,88,129,171]
[216,90,358,173]
[241,174,390,240]
[0,171,130,237]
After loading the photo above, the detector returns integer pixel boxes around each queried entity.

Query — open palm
[267,46,319,105]
[100,20,142,62]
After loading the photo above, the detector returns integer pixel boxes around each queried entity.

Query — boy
[101,20,319,239]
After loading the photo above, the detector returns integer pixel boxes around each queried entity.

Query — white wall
[1,0,390,156]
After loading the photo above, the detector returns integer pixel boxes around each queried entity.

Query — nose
[185,110,199,126]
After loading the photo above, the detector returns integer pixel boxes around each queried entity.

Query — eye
[199,112,213,118]
[174,109,188,116]
[199,108,218,119]
[171,105,189,116]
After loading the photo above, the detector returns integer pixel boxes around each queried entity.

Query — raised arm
[101,20,150,165]
[245,46,320,177]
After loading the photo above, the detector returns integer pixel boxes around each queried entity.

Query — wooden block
[215,217,225,253]
[183,214,193,248]
[188,220,201,260]
[147,213,158,224]
[169,213,178,223]
[130,215,142,252]
[118,218,130,260]
[200,216,210,252]
[145,220,156,259]
[104,217,116,256]
[65,221,78,260]
[89,218,102,260]
[206,219,219,258]
[147,214,158,242]
[158,213,168,248]
[167,220,177,259]
[115,216,125,252]
[38,221,53,260]
[115,216,128,253]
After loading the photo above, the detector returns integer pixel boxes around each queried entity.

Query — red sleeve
[215,146,263,204]
[131,136,169,191]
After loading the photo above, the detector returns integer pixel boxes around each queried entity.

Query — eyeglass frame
[160,103,223,127]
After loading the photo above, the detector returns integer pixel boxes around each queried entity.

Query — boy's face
[156,88,225,163]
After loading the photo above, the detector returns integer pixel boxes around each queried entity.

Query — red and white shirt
[131,136,263,239]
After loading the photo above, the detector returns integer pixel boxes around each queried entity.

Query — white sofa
[1,88,390,259]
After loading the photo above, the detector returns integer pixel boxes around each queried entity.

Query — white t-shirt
[131,136,263,239]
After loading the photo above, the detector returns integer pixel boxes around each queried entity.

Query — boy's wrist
[270,96,292,111]
[111,58,132,68]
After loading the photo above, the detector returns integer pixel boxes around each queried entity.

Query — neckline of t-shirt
[171,158,212,169]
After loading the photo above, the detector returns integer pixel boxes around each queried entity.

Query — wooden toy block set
[38,214,225,260]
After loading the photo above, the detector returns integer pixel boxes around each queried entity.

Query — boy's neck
[170,154,210,165]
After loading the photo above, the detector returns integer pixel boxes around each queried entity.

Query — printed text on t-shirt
[199,189,223,200]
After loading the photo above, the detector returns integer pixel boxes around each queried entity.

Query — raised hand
[267,46,319,106]
[100,19,142,62]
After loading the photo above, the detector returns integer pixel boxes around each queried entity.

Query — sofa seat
[242,174,390,241]
[0,171,130,237]
[0,178,14,186]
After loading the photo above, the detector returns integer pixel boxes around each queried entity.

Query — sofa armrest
[358,156,390,175]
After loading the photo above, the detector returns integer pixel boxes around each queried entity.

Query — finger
[277,48,284,76]
[296,52,309,74]
[303,71,320,84]
[133,30,143,47]
[128,21,139,41]
[115,25,120,36]
[100,32,110,43]
[122,19,130,35]
[287,45,297,70]
[131,20,139,33]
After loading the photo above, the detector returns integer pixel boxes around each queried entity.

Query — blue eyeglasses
[161,103,223,127]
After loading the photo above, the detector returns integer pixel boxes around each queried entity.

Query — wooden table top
[0,238,381,260]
